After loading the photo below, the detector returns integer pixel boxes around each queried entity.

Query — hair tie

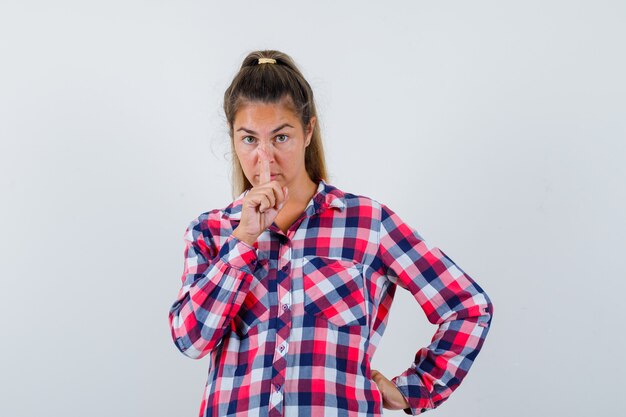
[258,58,277,64]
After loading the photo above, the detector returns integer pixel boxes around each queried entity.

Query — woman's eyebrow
[236,123,294,135]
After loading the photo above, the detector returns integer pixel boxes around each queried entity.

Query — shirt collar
[222,179,346,221]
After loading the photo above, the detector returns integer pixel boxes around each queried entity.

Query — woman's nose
[257,141,275,161]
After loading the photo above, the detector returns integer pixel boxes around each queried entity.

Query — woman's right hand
[370,369,411,411]
[232,147,289,246]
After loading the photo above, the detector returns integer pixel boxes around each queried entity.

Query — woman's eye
[242,136,256,144]
[275,134,289,143]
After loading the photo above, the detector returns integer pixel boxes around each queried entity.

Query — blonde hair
[223,50,328,198]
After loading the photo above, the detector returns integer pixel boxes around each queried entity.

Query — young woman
[168,50,494,417]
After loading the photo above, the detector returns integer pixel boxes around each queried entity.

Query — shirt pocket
[301,256,367,328]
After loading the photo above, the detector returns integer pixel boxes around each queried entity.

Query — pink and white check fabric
[168,179,494,417]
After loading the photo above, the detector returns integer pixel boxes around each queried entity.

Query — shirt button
[282,304,289,310]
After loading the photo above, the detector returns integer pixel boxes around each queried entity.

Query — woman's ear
[305,116,316,147]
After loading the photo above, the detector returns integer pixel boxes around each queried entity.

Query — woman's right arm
[168,214,258,360]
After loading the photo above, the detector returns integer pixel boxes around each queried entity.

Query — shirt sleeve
[168,214,258,360]
[376,203,494,415]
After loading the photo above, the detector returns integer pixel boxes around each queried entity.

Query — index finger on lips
[258,146,271,184]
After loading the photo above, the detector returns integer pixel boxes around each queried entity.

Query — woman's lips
[255,173,280,180]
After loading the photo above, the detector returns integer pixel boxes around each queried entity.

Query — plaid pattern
[168,180,494,416]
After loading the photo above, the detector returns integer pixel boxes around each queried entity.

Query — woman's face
[232,97,316,190]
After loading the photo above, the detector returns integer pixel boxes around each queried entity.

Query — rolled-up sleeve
[376,203,494,415]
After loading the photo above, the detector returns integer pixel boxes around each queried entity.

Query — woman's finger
[370,369,410,410]
[265,181,285,206]
[258,146,271,184]
[246,191,271,212]
[258,193,273,213]
[255,181,285,209]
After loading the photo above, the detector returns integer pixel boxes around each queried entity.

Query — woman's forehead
[234,100,300,129]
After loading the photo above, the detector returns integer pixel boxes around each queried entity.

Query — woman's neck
[285,175,318,207]
[273,176,319,234]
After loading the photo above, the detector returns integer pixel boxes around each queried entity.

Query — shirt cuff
[218,233,258,274]
[391,373,433,415]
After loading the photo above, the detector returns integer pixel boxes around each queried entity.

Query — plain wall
[1,1,624,416]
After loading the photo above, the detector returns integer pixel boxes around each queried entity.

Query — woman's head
[223,50,327,197]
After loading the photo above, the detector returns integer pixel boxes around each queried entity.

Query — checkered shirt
[168,179,494,416]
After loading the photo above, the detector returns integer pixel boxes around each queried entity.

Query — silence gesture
[232,146,289,246]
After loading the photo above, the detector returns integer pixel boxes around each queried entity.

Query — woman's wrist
[232,227,259,246]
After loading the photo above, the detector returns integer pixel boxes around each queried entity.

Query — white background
[1,1,624,416]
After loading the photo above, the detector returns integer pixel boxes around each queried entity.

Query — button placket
[269,238,292,416]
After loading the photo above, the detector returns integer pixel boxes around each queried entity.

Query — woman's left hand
[370,369,411,410]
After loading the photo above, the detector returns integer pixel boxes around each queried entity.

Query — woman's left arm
[376,203,494,415]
